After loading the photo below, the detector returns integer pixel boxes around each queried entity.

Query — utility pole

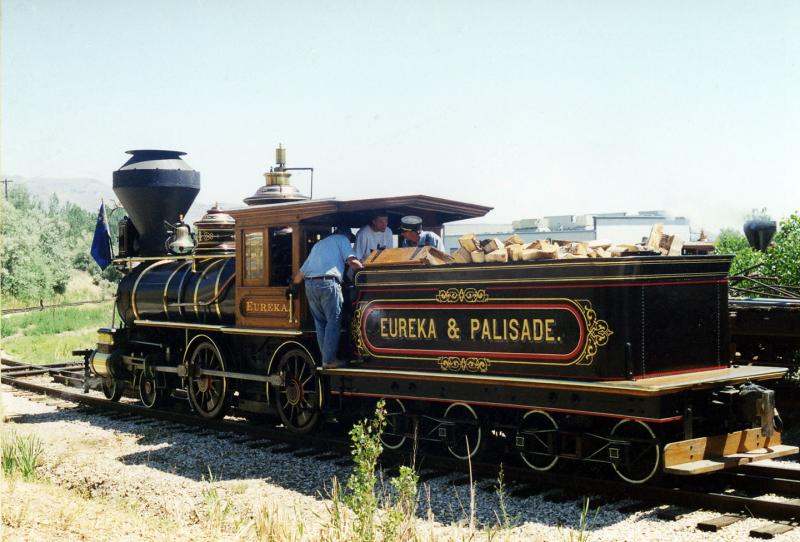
[2,178,13,198]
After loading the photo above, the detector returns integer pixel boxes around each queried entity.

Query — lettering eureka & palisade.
[378,316,559,344]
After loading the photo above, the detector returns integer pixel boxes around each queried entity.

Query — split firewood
[470,250,486,263]
[452,247,472,263]
[646,223,664,251]
[458,233,480,253]
[504,233,525,246]
[588,239,612,250]
[521,247,559,261]
[507,243,524,261]
[668,235,684,256]
[485,248,508,263]
[482,238,505,254]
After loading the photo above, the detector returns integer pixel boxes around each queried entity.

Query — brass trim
[114,254,235,264]
[213,259,231,320]
[194,259,223,321]
[135,320,223,331]
[222,327,303,337]
[162,261,192,319]
[358,271,726,288]
[131,259,173,321]
[360,257,732,276]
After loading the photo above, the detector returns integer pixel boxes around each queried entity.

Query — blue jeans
[304,279,343,364]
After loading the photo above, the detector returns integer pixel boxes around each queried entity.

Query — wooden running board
[663,428,798,475]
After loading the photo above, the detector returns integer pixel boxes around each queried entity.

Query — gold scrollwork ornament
[437,356,491,373]
[575,300,614,365]
[435,288,489,304]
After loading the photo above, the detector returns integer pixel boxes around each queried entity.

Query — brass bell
[165,215,196,255]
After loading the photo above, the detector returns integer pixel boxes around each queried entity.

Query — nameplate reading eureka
[241,297,289,315]
[359,299,613,366]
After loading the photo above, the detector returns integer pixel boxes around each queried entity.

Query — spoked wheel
[137,370,163,409]
[381,399,408,450]
[609,419,661,484]
[518,410,559,471]
[187,340,230,419]
[101,377,123,401]
[274,348,321,435]
[443,403,482,460]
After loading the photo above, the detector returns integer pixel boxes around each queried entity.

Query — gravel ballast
[3,384,800,541]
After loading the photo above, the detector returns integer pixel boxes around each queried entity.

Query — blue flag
[90,201,113,270]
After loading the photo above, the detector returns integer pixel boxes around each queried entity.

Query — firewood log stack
[450,223,688,265]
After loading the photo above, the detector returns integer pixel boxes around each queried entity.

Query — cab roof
[227,194,493,229]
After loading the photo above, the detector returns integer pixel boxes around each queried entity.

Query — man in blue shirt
[288,226,364,368]
[398,215,443,250]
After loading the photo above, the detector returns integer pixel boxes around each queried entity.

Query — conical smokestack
[113,150,200,256]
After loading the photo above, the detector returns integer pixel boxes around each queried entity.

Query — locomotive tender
[87,147,796,484]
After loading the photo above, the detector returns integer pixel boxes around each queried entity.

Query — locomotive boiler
[84,146,797,484]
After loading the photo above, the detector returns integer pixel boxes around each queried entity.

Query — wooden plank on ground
[750,522,795,539]
[697,514,744,532]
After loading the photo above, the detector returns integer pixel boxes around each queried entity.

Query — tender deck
[323,364,787,397]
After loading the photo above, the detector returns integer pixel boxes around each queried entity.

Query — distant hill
[5,175,239,223]
[9,176,116,211]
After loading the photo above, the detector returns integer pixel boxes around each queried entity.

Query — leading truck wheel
[138,370,163,409]
[101,377,123,402]
[187,339,230,419]
[609,419,661,484]
[274,348,321,435]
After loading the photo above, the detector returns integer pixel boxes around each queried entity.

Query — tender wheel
[609,419,661,484]
[381,399,408,450]
[443,403,482,460]
[274,348,321,435]
[101,377,123,401]
[137,370,163,409]
[518,410,559,471]
[187,340,230,419]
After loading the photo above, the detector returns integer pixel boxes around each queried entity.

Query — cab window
[269,226,293,286]
[244,229,264,282]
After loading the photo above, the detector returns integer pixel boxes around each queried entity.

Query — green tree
[715,228,765,276]
[764,214,800,288]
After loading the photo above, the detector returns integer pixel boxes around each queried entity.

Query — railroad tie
[655,505,692,521]
[749,522,797,539]
[696,514,744,532]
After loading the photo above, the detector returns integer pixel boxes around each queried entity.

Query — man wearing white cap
[398,215,443,250]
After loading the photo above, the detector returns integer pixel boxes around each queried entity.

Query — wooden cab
[226,196,491,333]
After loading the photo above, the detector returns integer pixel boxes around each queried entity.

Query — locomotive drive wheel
[137,370,163,409]
[443,403,483,460]
[187,340,230,419]
[101,377,123,402]
[381,399,408,450]
[609,419,661,484]
[275,348,321,435]
[518,410,559,471]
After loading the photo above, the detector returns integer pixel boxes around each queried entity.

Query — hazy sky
[3,1,798,232]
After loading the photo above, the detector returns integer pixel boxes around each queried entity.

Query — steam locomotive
[84,147,796,484]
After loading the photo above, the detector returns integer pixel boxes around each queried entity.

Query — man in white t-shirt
[354,211,394,261]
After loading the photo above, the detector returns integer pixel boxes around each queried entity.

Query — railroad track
[3,357,800,539]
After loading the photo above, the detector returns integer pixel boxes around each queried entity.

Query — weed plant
[2,431,43,480]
